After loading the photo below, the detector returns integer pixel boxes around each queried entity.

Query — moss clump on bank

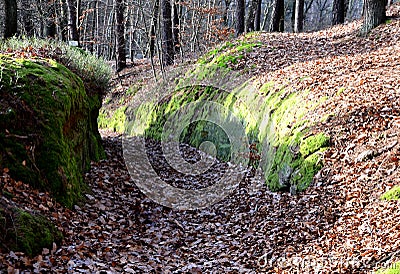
[198,36,262,68]
[380,185,400,200]
[376,262,400,274]
[0,198,62,257]
[13,210,62,256]
[0,54,104,207]
[98,106,127,133]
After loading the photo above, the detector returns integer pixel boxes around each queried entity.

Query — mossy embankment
[0,55,104,207]
[0,39,111,257]
[116,35,331,192]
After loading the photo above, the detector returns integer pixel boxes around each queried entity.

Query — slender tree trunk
[149,0,159,58]
[115,0,126,71]
[22,8,35,37]
[294,0,305,32]
[269,0,285,32]
[246,0,258,32]
[173,1,180,54]
[254,0,262,31]
[262,2,273,30]
[332,0,345,25]
[45,2,57,38]
[235,0,245,36]
[161,0,174,66]
[58,0,69,41]
[361,0,386,35]
[4,0,18,38]
[291,0,296,30]
[66,0,79,43]
[223,0,232,26]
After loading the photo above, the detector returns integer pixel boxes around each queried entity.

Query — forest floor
[2,4,400,273]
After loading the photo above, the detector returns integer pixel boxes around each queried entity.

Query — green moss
[376,262,400,274]
[198,38,262,68]
[0,55,104,207]
[12,210,63,256]
[98,106,127,133]
[380,185,400,200]
[300,133,330,157]
[337,87,346,95]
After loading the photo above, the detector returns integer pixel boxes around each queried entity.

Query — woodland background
[0,0,380,71]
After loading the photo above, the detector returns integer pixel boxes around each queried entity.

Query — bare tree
[173,1,180,54]
[332,0,345,25]
[115,0,126,71]
[361,0,386,35]
[294,0,305,32]
[254,0,262,31]
[149,0,159,58]
[66,0,79,43]
[235,0,245,36]
[270,0,285,32]
[161,0,174,66]
[246,0,257,32]
[45,2,57,38]
[4,0,18,38]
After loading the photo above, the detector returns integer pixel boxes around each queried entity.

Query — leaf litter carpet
[2,7,400,273]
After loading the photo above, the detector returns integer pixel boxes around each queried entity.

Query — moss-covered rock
[0,54,104,207]
[98,106,127,133]
[0,198,62,257]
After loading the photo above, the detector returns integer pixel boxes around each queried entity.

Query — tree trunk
[361,0,386,35]
[173,1,180,54]
[22,8,35,37]
[254,0,262,31]
[223,0,232,26]
[161,0,174,66]
[291,0,296,31]
[4,0,18,38]
[332,0,345,25]
[269,0,285,32]
[246,0,258,32]
[149,0,159,58]
[45,2,57,38]
[115,0,126,71]
[58,0,69,41]
[235,0,245,36]
[66,0,79,43]
[294,0,305,32]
